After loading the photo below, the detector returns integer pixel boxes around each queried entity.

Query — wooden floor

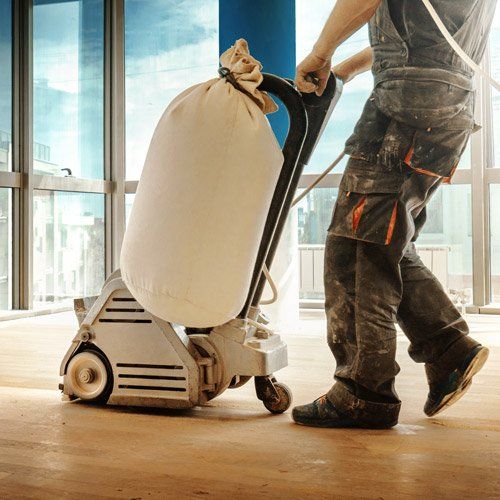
[0,311,499,499]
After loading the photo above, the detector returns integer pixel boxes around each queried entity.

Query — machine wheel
[263,382,292,414]
[66,349,112,404]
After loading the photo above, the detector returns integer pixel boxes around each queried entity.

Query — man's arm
[295,0,381,95]
[333,47,373,83]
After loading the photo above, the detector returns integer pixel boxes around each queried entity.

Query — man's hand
[295,52,332,96]
[333,47,374,83]
[295,0,380,93]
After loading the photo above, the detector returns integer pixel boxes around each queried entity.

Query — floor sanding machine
[59,73,342,414]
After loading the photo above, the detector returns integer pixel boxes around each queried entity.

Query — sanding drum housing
[120,39,284,328]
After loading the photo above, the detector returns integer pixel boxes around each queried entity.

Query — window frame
[1,0,499,314]
[0,0,122,311]
[296,41,499,313]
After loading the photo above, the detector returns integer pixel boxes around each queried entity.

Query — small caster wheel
[263,382,293,414]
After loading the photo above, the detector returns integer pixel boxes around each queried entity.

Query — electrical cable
[291,150,346,207]
[259,150,346,305]
[260,264,279,305]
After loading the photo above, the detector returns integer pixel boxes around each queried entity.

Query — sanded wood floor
[0,311,499,499]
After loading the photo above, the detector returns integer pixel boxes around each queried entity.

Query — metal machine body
[60,73,342,413]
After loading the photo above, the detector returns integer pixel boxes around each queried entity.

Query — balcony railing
[299,244,451,299]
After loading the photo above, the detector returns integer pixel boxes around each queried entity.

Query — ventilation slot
[105,307,145,313]
[118,384,186,392]
[118,374,186,381]
[112,297,137,302]
[116,363,183,370]
[99,318,151,324]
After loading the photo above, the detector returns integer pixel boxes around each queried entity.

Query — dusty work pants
[324,160,479,426]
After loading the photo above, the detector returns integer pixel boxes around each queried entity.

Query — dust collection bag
[121,39,284,327]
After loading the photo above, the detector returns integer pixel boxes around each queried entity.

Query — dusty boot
[425,345,489,417]
[292,395,397,429]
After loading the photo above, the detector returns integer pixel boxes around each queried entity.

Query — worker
[293,0,496,428]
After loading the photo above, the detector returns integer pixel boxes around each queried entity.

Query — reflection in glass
[33,0,104,179]
[0,189,12,310]
[33,191,105,306]
[125,0,219,180]
[0,0,12,172]
[490,185,500,303]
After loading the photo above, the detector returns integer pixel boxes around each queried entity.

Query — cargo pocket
[329,166,404,246]
[405,125,471,180]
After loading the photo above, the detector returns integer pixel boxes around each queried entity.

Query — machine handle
[240,72,342,318]
[239,74,308,319]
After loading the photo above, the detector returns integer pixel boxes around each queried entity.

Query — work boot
[292,395,397,429]
[425,345,489,417]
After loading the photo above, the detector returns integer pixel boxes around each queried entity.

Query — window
[297,188,338,245]
[297,188,338,300]
[417,185,472,296]
[33,191,105,307]
[490,185,500,303]
[296,1,373,174]
[0,189,12,310]
[33,0,104,179]
[491,6,500,167]
[0,0,12,172]
[125,0,219,180]
[125,193,135,225]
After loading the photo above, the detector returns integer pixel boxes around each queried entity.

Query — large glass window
[125,0,219,180]
[491,5,500,167]
[418,185,473,297]
[296,1,373,174]
[0,189,12,310]
[125,193,135,225]
[0,0,12,172]
[33,191,105,307]
[490,185,500,303]
[297,188,338,300]
[297,186,472,302]
[33,0,104,179]
[297,188,338,246]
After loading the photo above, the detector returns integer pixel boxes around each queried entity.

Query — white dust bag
[121,39,284,327]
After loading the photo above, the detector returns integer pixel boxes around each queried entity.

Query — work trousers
[324,159,479,426]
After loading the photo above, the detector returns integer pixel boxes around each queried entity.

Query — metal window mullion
[32,174,113,193]
[481,42,494,305]
[0,171,22,188]
[297,166,473,192]
[485,168,500,182]
[470,49,491,307]
[11,0,21,309]
[11,0,33,310]
[106,0,126,275]
[104,0,112,277]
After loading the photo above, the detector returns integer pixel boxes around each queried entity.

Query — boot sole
[426,346,489,417]
[293,417,397,429]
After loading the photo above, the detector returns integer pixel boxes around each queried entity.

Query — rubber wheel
[263,382,293,414]
[66,349,113,404]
